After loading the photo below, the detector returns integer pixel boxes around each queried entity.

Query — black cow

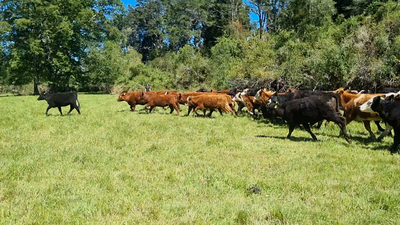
[261,95,352,144]
[268,91,338,128]
[370,96,400,154]
[37,92,81,116]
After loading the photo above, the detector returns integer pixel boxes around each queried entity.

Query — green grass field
[1,94,400,224]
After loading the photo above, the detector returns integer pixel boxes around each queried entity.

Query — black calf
[370,96,400,154]
[37,92,81,116]
[261,95,351,144]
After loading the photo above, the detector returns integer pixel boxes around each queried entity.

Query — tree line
[1,0,399,94]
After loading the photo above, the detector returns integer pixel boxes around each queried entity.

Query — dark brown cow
[140,92,180,115]
[186,94,237,117]
[117,91,148,111]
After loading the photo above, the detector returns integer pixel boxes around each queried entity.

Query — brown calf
[187,94,236,117]
[334,88,384,139]
[117,92,148,111]
[140,92,180,115]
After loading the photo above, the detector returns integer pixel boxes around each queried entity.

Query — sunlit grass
[1,94,400,224]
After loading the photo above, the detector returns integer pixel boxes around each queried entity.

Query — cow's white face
[232,93,243,103]
[253,90,262,101]
[240,88,249,96]
[359,100,374,113]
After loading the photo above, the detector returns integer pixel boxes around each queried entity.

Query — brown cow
[117,91,148,111]
[155,90,178,95]
[186,94,237,117]
[140,92,180,115]
[233,92,261,115]
[178,92,234,116]
[334,88,387,139]
[253,89,294,105]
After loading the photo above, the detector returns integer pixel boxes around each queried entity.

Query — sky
[121,0,137,8]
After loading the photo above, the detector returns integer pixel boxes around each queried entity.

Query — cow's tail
[332,94,340,114]
[76,93,81,110]
[77,99,81,110]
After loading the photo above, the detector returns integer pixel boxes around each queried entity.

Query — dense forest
[1,0,399,94]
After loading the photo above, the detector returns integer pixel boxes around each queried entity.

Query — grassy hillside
[1,94,399,224]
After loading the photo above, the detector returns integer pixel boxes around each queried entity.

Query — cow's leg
[144,104,150,113]
[169,105,174,114]
[57,106,63,116]
[129,103,135,111]
[315,120,323,129]
[363,121,376,140]
[194,106,204,116]
[67,104,75,115]
[229,103,236,114]
[186,106,193,116]
[207,109,215,117]
[390,128,400,154]
[303,123,318,141]
[330,115,352,144]
[237,102,244,114]
[75,104,81,114]
[375,121,385,132]
[230,107,237,118]
[45,106,52,116]
[149,106,156,113]
[248,105,254,115]
[377,124,393,141]
[172,104,180,115]
[218,108,223,116]
[287,123,296,139]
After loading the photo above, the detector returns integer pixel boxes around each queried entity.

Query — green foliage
[1,0,400,92]
[1,0,124,91]
[146,45,210,90]
[210,37,243,88]
[84,41,134,92]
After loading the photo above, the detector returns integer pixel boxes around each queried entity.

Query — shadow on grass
[256,134,317,142]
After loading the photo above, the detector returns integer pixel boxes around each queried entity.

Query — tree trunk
[33,76,39,95]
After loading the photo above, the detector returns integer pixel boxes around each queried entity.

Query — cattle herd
[37,87,400,154]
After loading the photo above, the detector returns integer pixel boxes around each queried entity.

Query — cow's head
[260,103,279,119]
[370,96,384,113]
[37,92,47,101]
[185,96,193,106]
[333,87,345,96]
[232,93,243,103]
[253,89,266,104]
[117,92,127,101]
[267,92,279,105]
